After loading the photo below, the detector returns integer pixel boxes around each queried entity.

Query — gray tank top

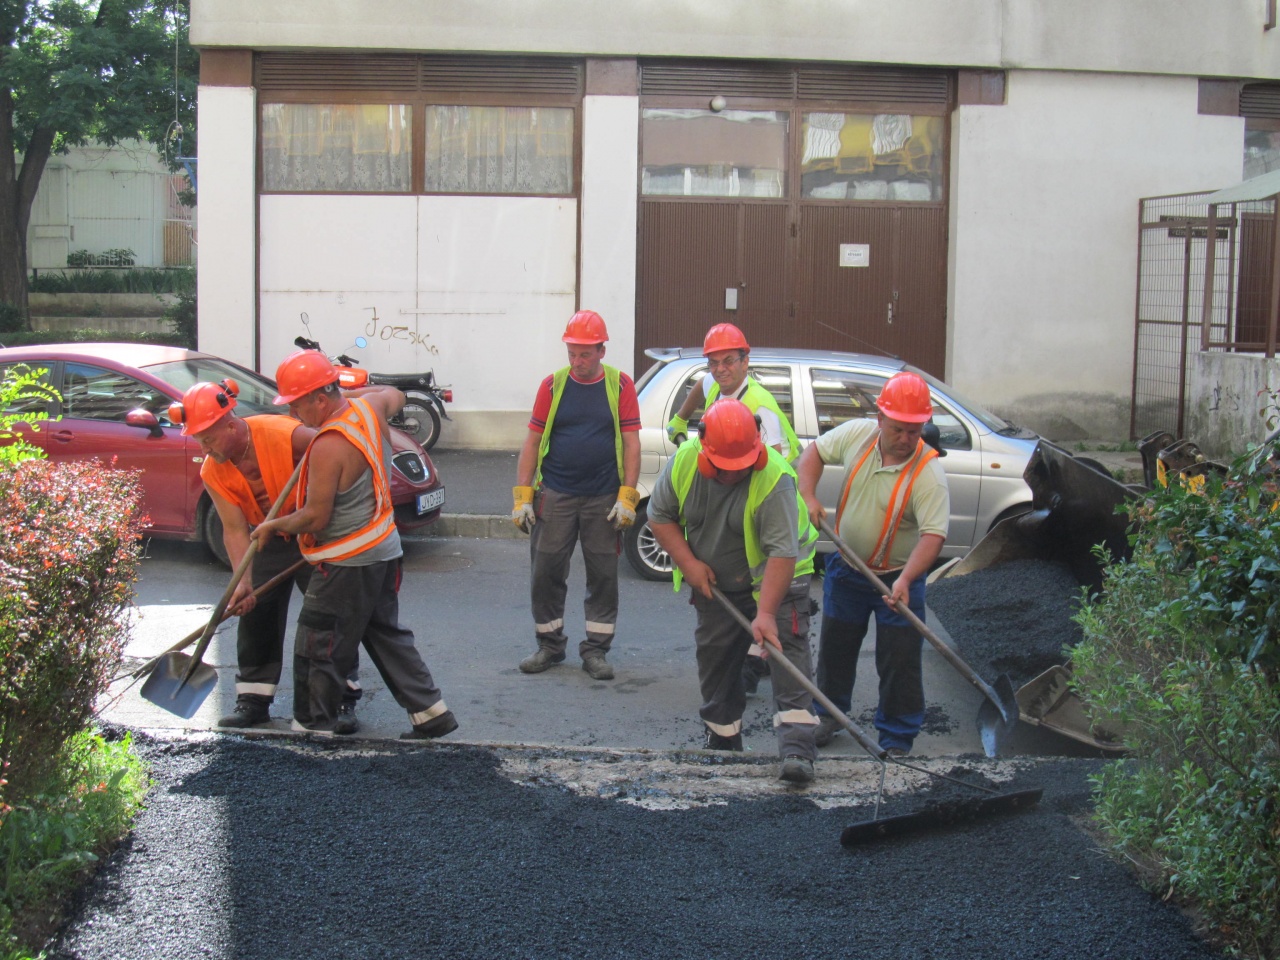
[317,442,402,567]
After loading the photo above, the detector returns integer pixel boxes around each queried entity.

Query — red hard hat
[274,350,339,404]
[698,398,764,470]
[562,309,609,345]
[703,323,749,356]
[876,372,933,423]
[169,379,239,436]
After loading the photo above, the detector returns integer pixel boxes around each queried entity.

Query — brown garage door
[636,61,950,378]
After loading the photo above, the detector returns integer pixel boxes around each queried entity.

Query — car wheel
[624,503,674,582]
[988,502,1032,533]
[201,500,231,568]
[398,399,442,451]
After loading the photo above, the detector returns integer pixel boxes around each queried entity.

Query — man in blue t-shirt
[511,310,642,681]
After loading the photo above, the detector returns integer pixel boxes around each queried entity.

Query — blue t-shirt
[539,376,618,497]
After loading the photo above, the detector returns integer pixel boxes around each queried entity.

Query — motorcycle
[293,333,453,450]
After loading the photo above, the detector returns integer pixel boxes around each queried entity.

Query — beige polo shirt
[815,419,950,570]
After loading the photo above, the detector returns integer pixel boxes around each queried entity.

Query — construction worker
[512,309,642,681]
[173,380,361,734]
[666,321,800,694]
[795,371,950,756]
[648,398,820,785]
[251,350,456,739]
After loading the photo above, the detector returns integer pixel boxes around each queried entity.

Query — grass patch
[1,730,149,959]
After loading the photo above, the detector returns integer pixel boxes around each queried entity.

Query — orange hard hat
[703,323,749,356]
[697,398,766,472]
[169,379,239,436]
[273,350,339,404]
[876,372,933,423]
[562,309,609,345]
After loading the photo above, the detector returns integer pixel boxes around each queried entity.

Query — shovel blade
[977,673,1020,758]
[139,652,218,719]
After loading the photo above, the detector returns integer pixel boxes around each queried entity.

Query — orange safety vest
[200,415,301,525]
[834,430,938,572]
[296,397,396,563]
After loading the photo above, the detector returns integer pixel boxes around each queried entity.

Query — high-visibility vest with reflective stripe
[200,415,300,526]
[536,365,624,486]
[667,440,817,599]
[705,377,801,462]
[834,430,938,572]
[297,398,396,563]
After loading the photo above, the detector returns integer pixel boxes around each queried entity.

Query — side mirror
[921,421,947,458]
[126,408,164,438]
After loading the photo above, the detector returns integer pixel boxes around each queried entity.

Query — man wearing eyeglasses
[666,323,802,693]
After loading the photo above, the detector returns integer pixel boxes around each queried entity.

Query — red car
[0,343,446,564]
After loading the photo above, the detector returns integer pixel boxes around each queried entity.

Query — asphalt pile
[927,559,1085,687]
[47,733,1221,960]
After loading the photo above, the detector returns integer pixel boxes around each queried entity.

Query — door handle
[887,302,894,325]
[51,429,74,443]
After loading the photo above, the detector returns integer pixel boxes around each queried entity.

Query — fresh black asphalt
[48,732,1220,960]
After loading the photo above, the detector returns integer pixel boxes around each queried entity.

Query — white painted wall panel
[197,85,257,366]
[258,193,578,432]
[948,71,1244,438]
[579,95,640,377]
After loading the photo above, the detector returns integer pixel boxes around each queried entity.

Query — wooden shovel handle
[180,459,304,684]
[708,585,885,759]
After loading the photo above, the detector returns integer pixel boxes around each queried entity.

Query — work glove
[512,485,536,533]
[606,486,641,530]
[665,415,689,444]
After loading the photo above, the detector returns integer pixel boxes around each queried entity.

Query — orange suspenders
[834,430,937,572]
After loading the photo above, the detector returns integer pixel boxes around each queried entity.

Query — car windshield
[142,357,282,417]
[907,365,1027,436]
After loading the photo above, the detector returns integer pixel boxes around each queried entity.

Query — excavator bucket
[939,440,1141,750]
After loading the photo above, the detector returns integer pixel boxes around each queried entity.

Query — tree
[0,0,196,325]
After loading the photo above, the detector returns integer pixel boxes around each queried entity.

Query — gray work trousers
[529,487,621,659]
[237,536,360,707]
[293,559,447,733]
[691,577,818,760]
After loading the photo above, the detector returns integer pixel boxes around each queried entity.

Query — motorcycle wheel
[398,397,442,451]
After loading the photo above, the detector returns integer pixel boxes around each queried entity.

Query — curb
[427,513,526,540]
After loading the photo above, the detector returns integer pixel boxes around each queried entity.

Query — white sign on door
[839,243,870,268]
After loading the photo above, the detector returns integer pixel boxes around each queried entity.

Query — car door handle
[49,428,74,442]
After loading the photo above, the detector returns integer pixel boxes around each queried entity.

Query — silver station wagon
[626,347,1039,580]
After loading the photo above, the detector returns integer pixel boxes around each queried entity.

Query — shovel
[817,518,1019,758]
[141,462,303,718]
[708,584,1041,845]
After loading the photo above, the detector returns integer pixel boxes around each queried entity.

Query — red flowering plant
[0,458,147,807]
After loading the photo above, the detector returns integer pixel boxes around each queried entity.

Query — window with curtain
[640,109,788,198]
[423,105,574,195]
[261,103,412,192]
[800,113,944,202]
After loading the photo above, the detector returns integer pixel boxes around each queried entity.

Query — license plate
[416,487,445,514]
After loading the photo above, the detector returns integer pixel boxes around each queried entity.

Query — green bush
[1073,435,1280,959]
[162,268,196,348]
[0,458,146,807]
[65,248,135,268]
[0,730,148,959]
[0,305,25,334]
[28,268,189,294]
[0,366,57,467]
[0,329,187,348]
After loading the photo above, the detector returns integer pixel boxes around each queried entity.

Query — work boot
[884,746,909,758]
[741,655,769,695]
[400,710,459,740]
[779,756,815,785]
[218,700,271,728]
[581,655,615,681]
[705,731,743,752]
[519,648,566,674]
[334,702,359,736]
[813,715,841,747]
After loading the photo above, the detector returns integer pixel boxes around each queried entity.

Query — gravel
[928,559,1085,686]
[47,733,1221,960]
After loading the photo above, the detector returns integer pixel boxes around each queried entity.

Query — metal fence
[1130,191,1273,439]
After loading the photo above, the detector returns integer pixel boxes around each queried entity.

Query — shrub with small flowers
[0,458,146,808]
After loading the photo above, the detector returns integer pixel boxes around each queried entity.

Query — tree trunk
[0,87,29,323]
